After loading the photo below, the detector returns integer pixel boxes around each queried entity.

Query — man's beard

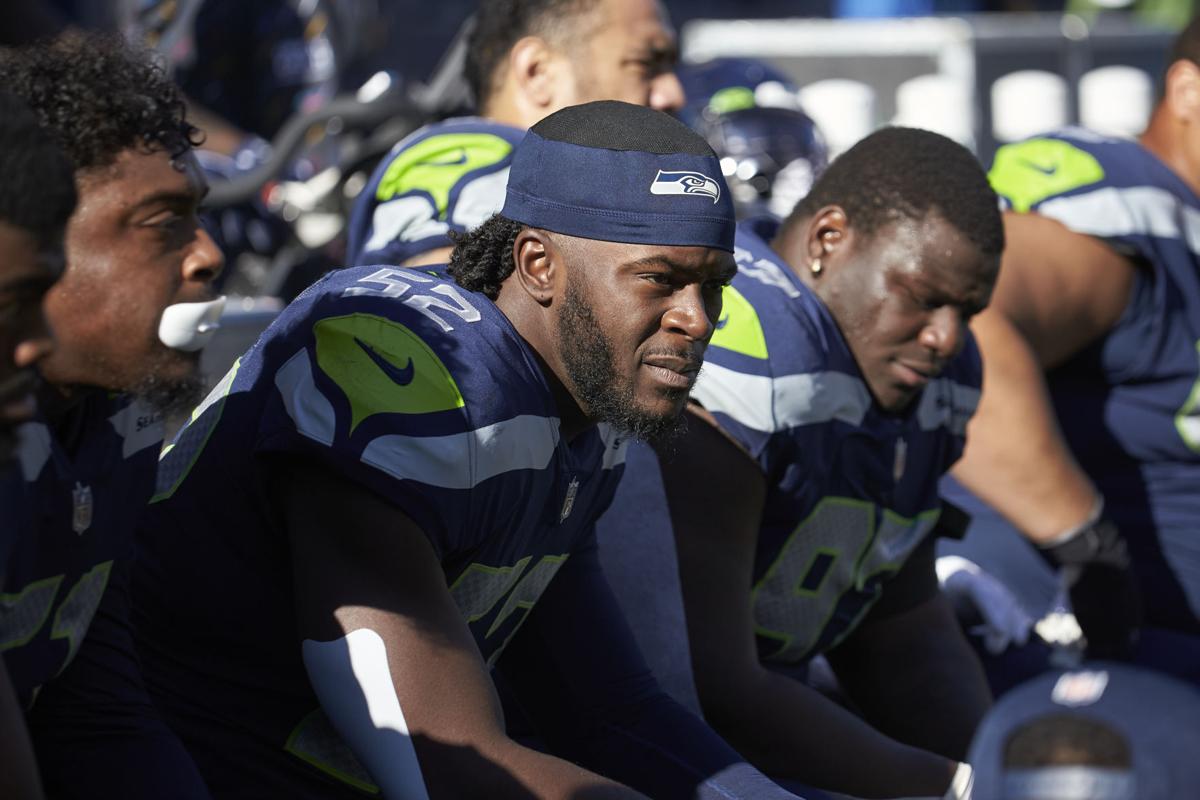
[557,275,688,445]
[130,348,207,421]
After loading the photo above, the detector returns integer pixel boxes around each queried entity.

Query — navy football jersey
[134,265,627,797]
[690,226,981,664]
[989,130,1200,633]
[0,393,209,797]
[0,393,163,708]
[345,117,524,266]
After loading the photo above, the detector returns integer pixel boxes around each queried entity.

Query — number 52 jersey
[133,265,627,797]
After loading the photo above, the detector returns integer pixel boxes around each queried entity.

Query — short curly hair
[449,214,524,299]
[0,33,201,172]
[787,127,1004,258]
[0,90,76,249]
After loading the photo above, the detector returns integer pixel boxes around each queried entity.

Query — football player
[0,35,224,798]
[597,128,1000,798]
[0,88,74,800]
[133,101,802,799]
[0,90,68,488]
[345,0,685,267]
[951,15,1200,674]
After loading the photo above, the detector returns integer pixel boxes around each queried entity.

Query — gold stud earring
[810,258,822,276]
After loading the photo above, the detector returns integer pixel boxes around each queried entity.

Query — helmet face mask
[678,59,828,220]
[705,106,828,220]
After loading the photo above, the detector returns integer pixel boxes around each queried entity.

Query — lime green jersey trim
[0,575,64,652]
[989,138,1106,213]
[450,557,533,623]
[285,710,381,795]
[151,358,242,504]
[711,284,769,360]
[375,133,513,217]
[314,313,465,434]
[1175,340,1200,452]
[50,561,113,675]
[752,496,875,659]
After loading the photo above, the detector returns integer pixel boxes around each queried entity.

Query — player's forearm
[696,666,954,798]
[473,738,648,800]
[833,618,991,761]
[303,630,640,800]
[954,309,1099,541]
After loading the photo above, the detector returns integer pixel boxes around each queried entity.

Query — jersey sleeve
[151,267,554,562]
[988,134,1108,214]
[256,282,554,559]
[989,132,1181,268]
[347,126,518,266]
[689,282,780,463]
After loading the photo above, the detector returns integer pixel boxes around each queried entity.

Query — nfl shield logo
[72,482,93,535]
[560,477,580,523]
[1051,670,1109,707]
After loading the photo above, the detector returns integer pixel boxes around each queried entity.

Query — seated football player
[0,35,225,798]
[0,88,74,800]
[133,101,807,799]
[598,127,1000,799]
[345,0,685,267]
[948,16,1200,678]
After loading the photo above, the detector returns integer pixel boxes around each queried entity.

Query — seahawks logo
[649,170,721,204]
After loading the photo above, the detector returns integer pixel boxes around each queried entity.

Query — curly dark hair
[465,0,601,110]
[449,214,524,299]
[786,127,1004,258]
[0,90,76,248]
[0,33,201,171]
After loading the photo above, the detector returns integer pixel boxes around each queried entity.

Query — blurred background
[2,0,1186,374]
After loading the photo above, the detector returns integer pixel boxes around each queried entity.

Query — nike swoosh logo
[716,314,729,330]
[424,148,468,167]
[1021,160,1058,176]
[355,337,415,386]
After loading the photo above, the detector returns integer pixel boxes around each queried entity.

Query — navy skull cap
[968,662,1200,800]
[501,100,736,252]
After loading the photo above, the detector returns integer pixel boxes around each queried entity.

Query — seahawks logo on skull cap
[649,169,722,204]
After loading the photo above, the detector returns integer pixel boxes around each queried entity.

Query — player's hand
[1041,515,1142,660]
[937,555,1033,655]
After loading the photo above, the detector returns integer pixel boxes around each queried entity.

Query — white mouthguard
[158,296,227,352]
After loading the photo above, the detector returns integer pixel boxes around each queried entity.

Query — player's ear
[508,36,564,110]
[512,228,560,306]
[806,206,848,267]
[1165,58,1200,123]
